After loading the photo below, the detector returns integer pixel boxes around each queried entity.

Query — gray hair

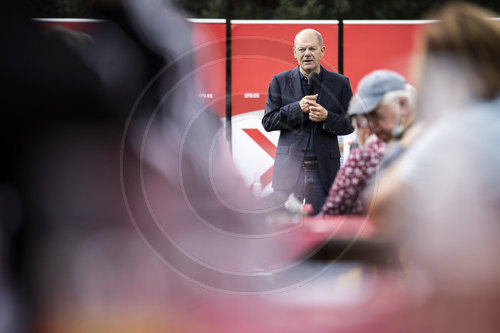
[381,83,416,109]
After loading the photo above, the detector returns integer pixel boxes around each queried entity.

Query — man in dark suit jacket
[262,28,353,214]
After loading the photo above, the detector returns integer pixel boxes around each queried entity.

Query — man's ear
[399,96,411,115]
[366,114,379,132]
[399,96,409,107]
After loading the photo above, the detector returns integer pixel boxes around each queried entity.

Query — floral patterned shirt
[319,135,386,216]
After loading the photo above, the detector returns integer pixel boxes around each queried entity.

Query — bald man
[262,29,353,214]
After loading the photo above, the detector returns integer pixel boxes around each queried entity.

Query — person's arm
[366,122,425,228]
[262,76,308,132]
[366,161,408,231]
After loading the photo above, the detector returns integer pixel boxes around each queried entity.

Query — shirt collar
[299,67,323,81]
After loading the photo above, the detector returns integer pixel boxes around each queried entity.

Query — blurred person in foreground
[262,28,353,215]
[370,2,500,332]
[318,70,415,216]
[1,0,283,332]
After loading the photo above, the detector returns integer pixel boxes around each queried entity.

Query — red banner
[191,19,227,118]
[344,21,427,90]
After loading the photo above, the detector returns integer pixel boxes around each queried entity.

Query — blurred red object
[277,215,379,262]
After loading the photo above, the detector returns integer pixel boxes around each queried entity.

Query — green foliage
[185,0,500,19]
[28,0,500,19]
[201,0,228,18]
[28,0,92,17]
[275,0,324,19]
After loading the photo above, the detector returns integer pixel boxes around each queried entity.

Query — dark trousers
[274,161,328,215]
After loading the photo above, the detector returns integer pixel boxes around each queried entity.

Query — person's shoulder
[322,68,349,82]
[273,67,297,80]
[355,136,386,156]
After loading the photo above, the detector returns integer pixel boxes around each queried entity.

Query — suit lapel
[320,70,344,112]
[317,67,328,106]
[288,66,303,100]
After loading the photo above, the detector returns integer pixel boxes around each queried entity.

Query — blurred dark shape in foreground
[0,0,271,331]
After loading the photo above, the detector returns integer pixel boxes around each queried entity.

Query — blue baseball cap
[348,70,407,116]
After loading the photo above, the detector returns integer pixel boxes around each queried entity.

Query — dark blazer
[262,66,353,192]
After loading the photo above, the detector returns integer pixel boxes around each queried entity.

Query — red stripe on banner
[242,128,276,159]
[242,128,276,189]
[259,166,274,188]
